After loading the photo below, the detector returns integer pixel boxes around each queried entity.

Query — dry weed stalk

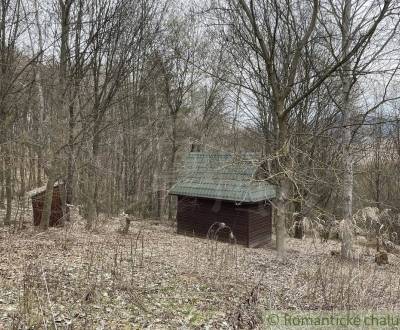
[229,283,263,330]
[206,222,239,279]
[302,257,400,310]
[16,262,55,329]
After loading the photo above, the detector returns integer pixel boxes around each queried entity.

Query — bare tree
[83,0,163,229]
[318,0,400,257]
[0,0,30,226]
[212,0,396,256]
[159,14,201,219]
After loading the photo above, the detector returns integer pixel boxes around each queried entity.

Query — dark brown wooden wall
[248,203,272,247]
[32,186,65,226]
[176,196,272,247]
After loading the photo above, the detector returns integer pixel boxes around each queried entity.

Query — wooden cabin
[28,182,69,226]
[169,152,276,248]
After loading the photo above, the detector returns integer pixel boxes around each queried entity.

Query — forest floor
[1,207,400,329]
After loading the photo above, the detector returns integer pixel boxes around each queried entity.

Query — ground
[1,208,400,329]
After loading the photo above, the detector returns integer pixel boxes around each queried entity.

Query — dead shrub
[299,257,400,310]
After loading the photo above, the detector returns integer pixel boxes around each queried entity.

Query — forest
[1,0,400,328]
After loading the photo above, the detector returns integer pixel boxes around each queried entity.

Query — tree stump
[122,216,132,234]
[375,251,388,265]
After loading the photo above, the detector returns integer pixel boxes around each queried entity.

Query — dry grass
[1,208,400,329]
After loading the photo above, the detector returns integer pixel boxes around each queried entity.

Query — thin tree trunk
[86,132,100,230]
[153,136,161,218]
[40,167,57,230]
[374,121,382,210]
[0,156,4,209]
[33,0,45,188]
[341,133,353,258]
[275,103,289,256]
[19,149,25,196]
[86,170,97,230]
[66,102,74,204]
[28,147,35,189]
[293,199,304,239]
[37,153,42,186]
[66,0,82,205]
[59,180,68,223]
[275,179,289,255]
[232,83,241,153]
[3,143,12,225]
[340,0,354,259]
[168,113,178,220]
[0,2,11,225]
[122,119,129,208]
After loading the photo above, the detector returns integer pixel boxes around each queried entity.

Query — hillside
[1,209,400,329]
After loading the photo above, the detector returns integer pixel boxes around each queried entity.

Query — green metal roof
[169,152,276,203]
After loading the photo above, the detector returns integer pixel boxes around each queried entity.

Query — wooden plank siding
[247,202,272,247]
[31,185,67,227]
[176,196,272,247]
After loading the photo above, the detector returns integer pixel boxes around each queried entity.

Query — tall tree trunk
[168,113,178,220]
[232,83,242,153]
[65,0,82,205]
[340,0,353,259]
[122,119,130,208]
[341,128,353,258]
[37,154,43,187]
[275,103,289,256]
[0,2,11,226]
[33,0,45,188]
[0,156,4,209]
[275,178,289,255]
[152,136,161,218]
[19,149,25,196]
[293,198,304,239]
[40,167,57,230]
[3,143,12,225]
[86,169,97,230]
[28,147,35,189]
[66,102,74,204]
[86,132,100,230]
[374,120,382,210]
